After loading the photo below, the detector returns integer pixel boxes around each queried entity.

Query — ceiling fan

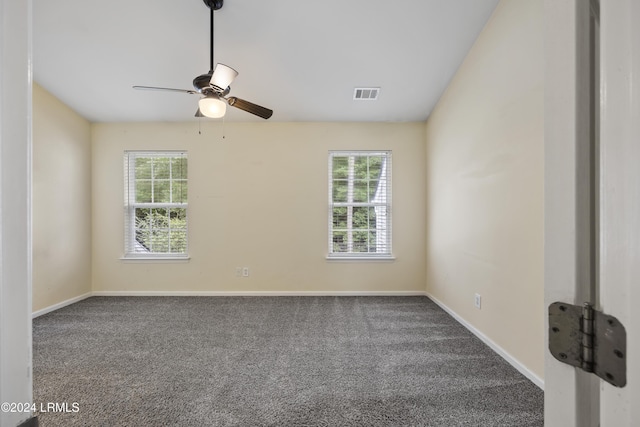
[133,0,273,120]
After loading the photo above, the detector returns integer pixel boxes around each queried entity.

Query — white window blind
[328,151,392,258]
[124,151,188,258]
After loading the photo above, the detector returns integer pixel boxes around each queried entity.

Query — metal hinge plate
[549,302,626,387]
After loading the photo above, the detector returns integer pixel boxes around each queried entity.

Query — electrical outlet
[235,267,242,277]
[242,267,250,277]
[474,293,482,309]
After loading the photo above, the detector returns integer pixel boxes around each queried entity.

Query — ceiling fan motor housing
[193,73,230,96]
[193,74,213,92]
[203,0,223,10]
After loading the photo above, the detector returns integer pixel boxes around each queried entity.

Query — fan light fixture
[210,64,238,92]
[199,95,227,118]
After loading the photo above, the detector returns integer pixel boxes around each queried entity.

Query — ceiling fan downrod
[191,0,224,92]
[203,0,223,72]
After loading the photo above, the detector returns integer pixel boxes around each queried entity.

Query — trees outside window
[328,151,392,258]
[124,152,188,258]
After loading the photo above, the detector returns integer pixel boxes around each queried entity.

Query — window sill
[326,255,396,262]
[120,256,191,263]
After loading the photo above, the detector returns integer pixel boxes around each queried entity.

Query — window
[328,151,392,258]
[124,151,188,258]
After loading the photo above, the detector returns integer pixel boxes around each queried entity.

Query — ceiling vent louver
[353,87,380,101]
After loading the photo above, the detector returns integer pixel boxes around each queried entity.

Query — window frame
[327,150,393,260]
[123,151,189,260]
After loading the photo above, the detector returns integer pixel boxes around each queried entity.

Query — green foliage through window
[134,208,187,253]
[329,152,391,256]
[125,152,188,256]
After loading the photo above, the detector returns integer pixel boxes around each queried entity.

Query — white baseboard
[426,292,544,390]
[91,290,428,297]
[32,292,92,318]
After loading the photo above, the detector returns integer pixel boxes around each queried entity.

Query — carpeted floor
[32,296,543,426]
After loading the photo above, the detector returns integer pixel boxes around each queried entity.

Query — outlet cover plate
[474,293,482,309]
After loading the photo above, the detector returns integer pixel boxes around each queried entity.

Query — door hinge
[548,302,626,387]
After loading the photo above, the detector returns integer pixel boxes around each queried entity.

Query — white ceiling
[33,0,498,123]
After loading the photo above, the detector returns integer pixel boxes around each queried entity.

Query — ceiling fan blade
[133,86,197,95]
[195,108,204,117]
[209,64,238,92]
[227,97,273,119]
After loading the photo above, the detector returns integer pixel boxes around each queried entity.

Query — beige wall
[92,122,426,293]
[424,0,544,379]
[32,83,92,311]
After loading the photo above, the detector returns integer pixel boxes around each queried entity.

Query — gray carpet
[33,296,543,426]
